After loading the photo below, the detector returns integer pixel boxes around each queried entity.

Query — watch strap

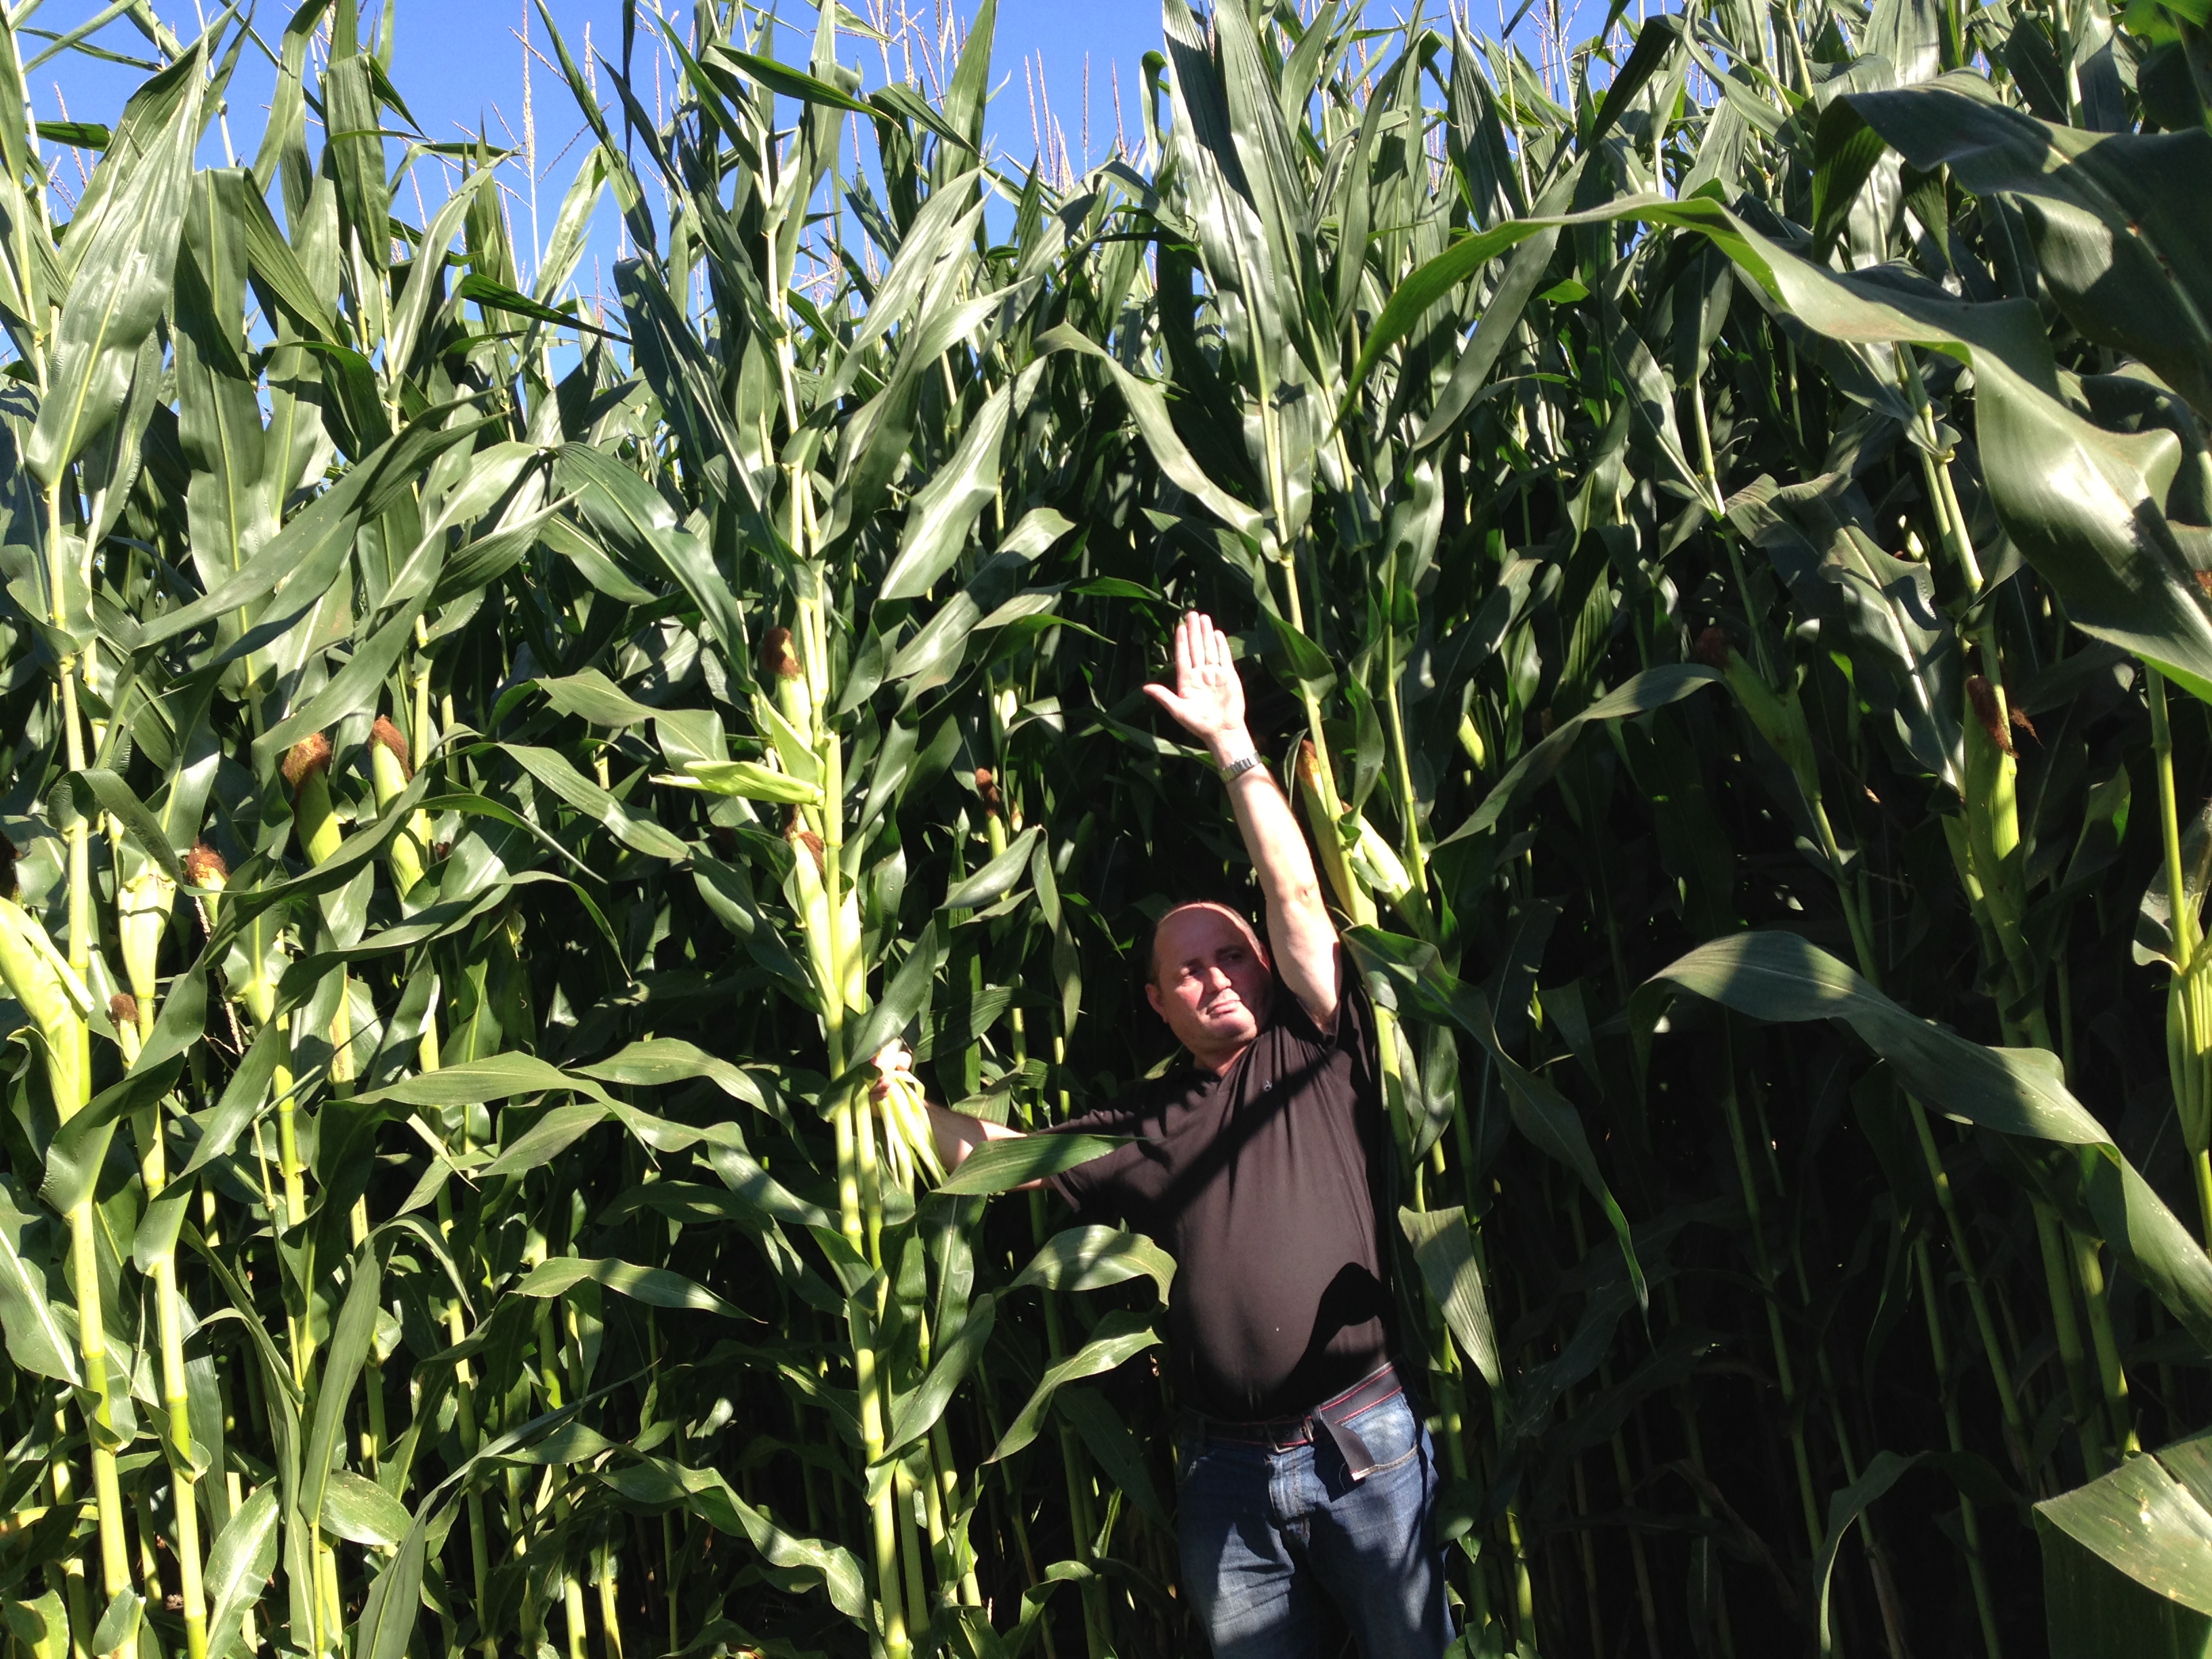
[1217,753,1263,783]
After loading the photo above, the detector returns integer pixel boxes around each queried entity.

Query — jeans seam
[1340,1391,1404,1429]
[1362,1439,1419,1477]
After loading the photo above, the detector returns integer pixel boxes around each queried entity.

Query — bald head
[1149,902,1264,985]
[1146,902,1273,1071]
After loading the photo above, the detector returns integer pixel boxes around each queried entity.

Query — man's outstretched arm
[925,1097,1028,1174]
[1145,611,1341,1024]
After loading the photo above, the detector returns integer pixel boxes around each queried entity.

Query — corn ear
[371,717,428,895]
[1348,813,1412,901]
[117,867,173,1015]
[284,735,344,866]
[1294,742,1373,924]
[837,887,867,1014]
[872,1054,943,1192]
[0,895,91,1110]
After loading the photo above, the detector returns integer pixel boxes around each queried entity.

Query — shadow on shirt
[1145,1044,1392,1414]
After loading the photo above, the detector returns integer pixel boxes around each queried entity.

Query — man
[893,611,1453,1658]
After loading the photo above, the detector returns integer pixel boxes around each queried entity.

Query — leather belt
[1199,1361,1404,1481]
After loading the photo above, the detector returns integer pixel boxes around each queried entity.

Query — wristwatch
[1218,754,1263,783]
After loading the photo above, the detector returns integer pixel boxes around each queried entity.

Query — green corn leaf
[1351,928,1647,1307]
[846,921,946,1071]
[573,1038,766,1107]
[41,1059,182,1216]
[4,1593,71,1659]
[1844,83,2212,421]
[823,285,1013,552]
[1811,1452,1931,1653]
[133,424,384,647]
[819,169,987,402]
[933,1132,1127,1196]
[507,743,693,861]
[1040,321,1266,544]
[2037,1432,2212,1617]
[1399,1205,1501,1389]
[941,825,1042,912]
[1639,931,2212,1349]
[1437,665,1725,849]
[0,1176,78,1383]
[879,368,1027,602]
[1010,1225,1177,1300]
[239,176,331,338]
[68,769,182,878]
[985,1307,1160,1462]
[199,1483,280,1659]
[1726,474,1965,795]
[319,1468,411,1549]
[513,1255,745,1319]
[302,1239,382,1534]
[476,1101,612,1178]
[535,670,661,728]
[706,43,873,115]
[248,602,430,768]
[608,1174,828,1235]
[354,1054,611,1112]
[457,271,628,341]
[598,1454,868,1620]
[533,144,610,306]
[554,442,747,652]
[1809,98,1889,266]
[882,1290,996,1460]
[1058,1383,1172,1530]
[2041,1508,2212,1658]
[348,1492,428,1659]
[89,1591,141,1659]
[26,47,205,480]
[1586,14,1680,148]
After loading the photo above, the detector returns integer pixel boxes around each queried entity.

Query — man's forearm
[1209,724,1341,1015]
[1207,725,1319,903]
[925,1099,1027,1174]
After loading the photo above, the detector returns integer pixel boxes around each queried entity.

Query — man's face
[1146,903,1273,1063]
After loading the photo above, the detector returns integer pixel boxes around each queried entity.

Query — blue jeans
[1176,1385,1454,1658]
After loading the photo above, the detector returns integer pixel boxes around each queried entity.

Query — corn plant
[5,0,2212,1657]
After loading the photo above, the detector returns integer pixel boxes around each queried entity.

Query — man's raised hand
[1143,611,1251,761]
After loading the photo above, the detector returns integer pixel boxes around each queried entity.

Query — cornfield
[1,0,2211,1654]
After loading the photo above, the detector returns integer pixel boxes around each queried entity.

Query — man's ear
[1145,983,1164,1019]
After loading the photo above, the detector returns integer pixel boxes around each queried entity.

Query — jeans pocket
[1343,1392,1420,1477]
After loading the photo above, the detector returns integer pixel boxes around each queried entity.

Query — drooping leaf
[933,1132,1128,1196]
[985,1308,1162,1463]
[513,1255,745,1319]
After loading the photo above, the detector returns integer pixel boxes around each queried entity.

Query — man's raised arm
[1144,611,1341,1025]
